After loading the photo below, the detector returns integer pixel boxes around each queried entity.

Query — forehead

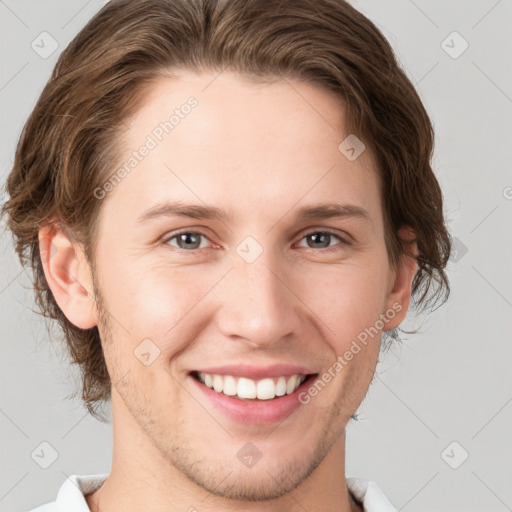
[101,71,381,230]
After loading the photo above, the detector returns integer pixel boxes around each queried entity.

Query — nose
[214,249,300,348]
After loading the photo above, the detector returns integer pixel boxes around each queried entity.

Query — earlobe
[383,226,418,331]
[38,224,97,329]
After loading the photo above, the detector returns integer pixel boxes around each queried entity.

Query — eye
[161,229,349,254]
[163,231,211,251]
[296,230,347,252]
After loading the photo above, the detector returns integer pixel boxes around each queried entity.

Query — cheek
[114,262,223,347]
[97,262,215,392]
[305,261,389,350]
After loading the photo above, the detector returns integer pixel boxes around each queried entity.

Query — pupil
[309,233,329,248]
[179,233,200,249]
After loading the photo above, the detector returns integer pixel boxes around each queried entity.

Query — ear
[38,223,97,329]
[383,226,418,331]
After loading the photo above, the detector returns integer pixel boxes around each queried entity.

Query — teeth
[286,375,298,394]
[238,377,256,399]
[196,372,307,400]
[223,375,237,396]
[212,374,223,393]
[257,378,275,400]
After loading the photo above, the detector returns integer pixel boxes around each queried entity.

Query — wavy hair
[1,0,451,420]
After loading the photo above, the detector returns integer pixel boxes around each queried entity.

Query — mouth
[189,370,318,401]
[188,370,319,425]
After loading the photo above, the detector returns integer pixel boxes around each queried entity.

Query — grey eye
[298,232,342,249]
[167,232,206,250]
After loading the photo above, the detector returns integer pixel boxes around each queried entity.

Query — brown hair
[1,0,451,420]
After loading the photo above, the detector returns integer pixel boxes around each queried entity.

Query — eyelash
[161,229,350,254]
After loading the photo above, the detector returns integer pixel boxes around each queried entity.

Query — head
[2,0,450,501]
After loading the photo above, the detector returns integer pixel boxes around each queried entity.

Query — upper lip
[191,364,318,380]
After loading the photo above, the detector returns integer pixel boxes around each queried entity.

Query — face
[47,70,415,501]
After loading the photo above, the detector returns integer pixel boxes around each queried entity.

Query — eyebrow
[136,200,371,225]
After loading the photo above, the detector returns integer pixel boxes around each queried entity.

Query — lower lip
[188,374,317,425]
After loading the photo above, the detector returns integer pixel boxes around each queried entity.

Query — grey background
[1,0,511,510]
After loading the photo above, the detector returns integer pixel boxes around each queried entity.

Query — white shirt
[27,473,397,512]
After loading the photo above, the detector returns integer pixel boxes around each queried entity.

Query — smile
[193,371,309,400]
[189,371,318,425]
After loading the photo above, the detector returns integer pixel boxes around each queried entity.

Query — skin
[39,70,417,512]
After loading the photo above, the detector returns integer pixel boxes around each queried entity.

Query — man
[2,0,451,511]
